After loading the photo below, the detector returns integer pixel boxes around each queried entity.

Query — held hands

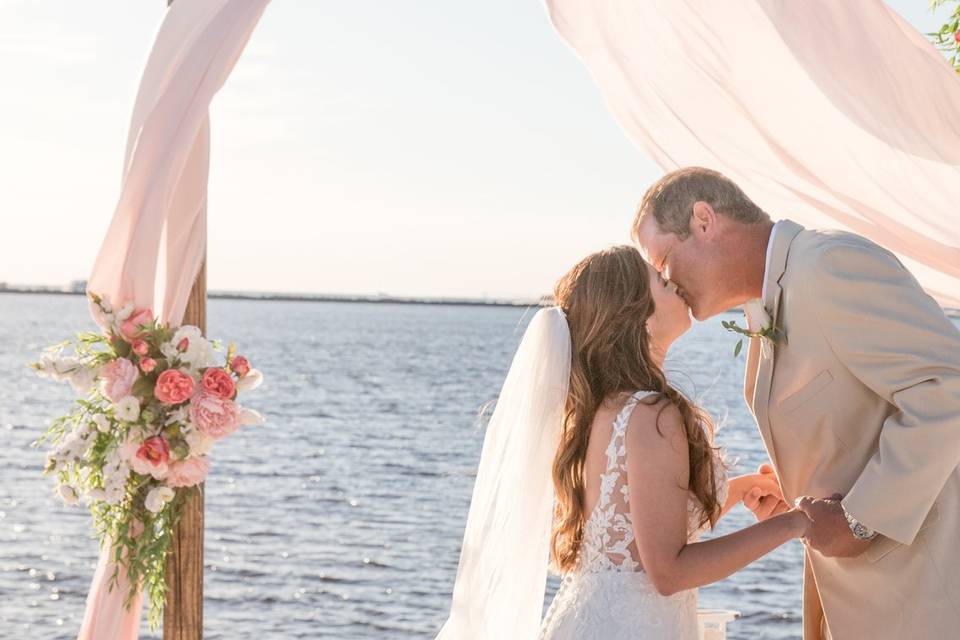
[794,494,872,558]
[740,463,791,520]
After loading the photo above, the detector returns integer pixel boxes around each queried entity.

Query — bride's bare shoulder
[625,396,687,451]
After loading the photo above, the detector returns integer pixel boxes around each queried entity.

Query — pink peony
[99,358,139,402]
[189,392,240,439]
[154,369,195,405]
[120,308,154,342]
[201,368,236,399]
[230,356,251,377]
[132,339,149,356]
[140,357,157,373]
[166,457,210,488]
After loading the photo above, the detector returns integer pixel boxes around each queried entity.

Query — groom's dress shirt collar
[761,220,781,307]
[744,220,781,332]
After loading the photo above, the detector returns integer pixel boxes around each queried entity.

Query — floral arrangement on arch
[30,292,265,628]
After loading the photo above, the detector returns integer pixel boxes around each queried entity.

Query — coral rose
[123,435,170,480]
[154,369,195,405]
[137,436,170,466]
[139,357,157,373]
[120,308,154,342]
[201,368,236,399]
[132,339,149,356]
[230,356,251,377]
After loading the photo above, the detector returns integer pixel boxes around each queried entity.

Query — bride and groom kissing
[438,167,960,640]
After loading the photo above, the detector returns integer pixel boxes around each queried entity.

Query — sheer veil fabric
[437,307,571,640]
[546,0,960,307]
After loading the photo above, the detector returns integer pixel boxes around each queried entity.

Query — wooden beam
[164,258,206,640]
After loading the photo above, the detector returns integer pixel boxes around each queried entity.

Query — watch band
[842,506,878,540]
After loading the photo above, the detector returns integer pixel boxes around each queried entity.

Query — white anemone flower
[113,396,141,423]
[236,369,263,393]
[145,486,175,513]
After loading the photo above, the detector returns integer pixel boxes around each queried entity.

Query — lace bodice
[538,391,725,640]
[576,390,726,575]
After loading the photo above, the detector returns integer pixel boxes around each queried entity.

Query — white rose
[92,413,112,433]
[171,326,218,369]
[161,342,180,360]
[238,407,265,426]
[236,369,263,393]
[113,396,141,423]
[184,428,215,456]
[743,299,771,333]
[57,485,79,506]
[145,486,175,513]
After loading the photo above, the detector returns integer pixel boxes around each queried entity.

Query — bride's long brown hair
[550,246,722,573]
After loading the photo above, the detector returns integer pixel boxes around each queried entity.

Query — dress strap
[597,390,658,506]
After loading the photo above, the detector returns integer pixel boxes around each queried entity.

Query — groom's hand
[743,463,789,521]
[795,494,872,558]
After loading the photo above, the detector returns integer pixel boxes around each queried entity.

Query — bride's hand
[732,463,788,520]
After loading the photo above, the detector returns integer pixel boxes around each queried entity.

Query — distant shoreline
[3,287,957,318]
[0,287,541,309]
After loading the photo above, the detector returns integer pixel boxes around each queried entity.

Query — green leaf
[734,339,743,358]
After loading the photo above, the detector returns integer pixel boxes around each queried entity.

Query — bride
[437,246,810,640]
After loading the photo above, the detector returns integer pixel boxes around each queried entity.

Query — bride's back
[578,390,663,573]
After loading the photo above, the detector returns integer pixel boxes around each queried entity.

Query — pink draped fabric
[546,0,960,307]
[87,0,269,327]
[77,543,144,639]
[81,2,268,639]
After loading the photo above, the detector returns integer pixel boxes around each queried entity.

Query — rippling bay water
[2,291,886,639]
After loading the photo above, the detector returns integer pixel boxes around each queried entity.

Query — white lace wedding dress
[538,390,727,640]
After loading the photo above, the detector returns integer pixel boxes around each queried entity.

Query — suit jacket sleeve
[798,241,960,545]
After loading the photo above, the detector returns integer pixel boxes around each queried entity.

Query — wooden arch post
[162,5,205,639]
[164,259,206,640]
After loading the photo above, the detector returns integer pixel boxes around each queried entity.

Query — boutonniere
[722,300,784,358]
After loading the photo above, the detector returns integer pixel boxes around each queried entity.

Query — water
[0,292,816,639]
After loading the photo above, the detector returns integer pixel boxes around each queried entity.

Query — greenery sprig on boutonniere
[721,320,784,358]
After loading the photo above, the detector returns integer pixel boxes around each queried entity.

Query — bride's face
[646,260,692,344]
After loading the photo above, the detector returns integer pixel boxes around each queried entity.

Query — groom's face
[635,212,725,321]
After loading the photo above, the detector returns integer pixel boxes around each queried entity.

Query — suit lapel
[748,220,803,474]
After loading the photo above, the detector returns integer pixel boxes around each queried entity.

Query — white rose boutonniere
[722,299,784,358]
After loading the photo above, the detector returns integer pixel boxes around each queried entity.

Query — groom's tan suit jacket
[744,220,960,640]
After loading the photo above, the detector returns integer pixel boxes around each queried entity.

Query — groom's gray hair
[632,167,770,240]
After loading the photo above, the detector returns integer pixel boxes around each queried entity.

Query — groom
[633,167,960,639]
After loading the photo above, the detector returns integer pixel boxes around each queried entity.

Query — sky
[0,1,950,300]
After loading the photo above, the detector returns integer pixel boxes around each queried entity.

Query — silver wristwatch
[842,506,878,540]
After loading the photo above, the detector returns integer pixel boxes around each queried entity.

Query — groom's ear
[690,201,717,239]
